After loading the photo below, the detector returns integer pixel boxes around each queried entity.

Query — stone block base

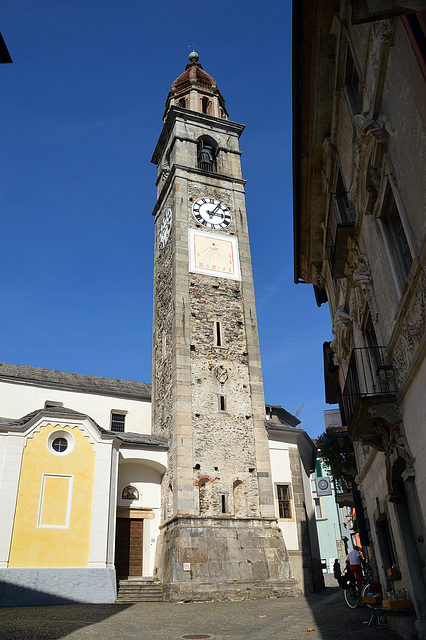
[154,514,301,601]
[163,578,298,602]
[0,568,117,606]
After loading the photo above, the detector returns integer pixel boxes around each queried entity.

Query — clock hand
[208,207,226,221]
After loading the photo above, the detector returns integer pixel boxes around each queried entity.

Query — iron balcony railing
[325,194,356,278]
[342,346,397,427]
[334,477,352,495]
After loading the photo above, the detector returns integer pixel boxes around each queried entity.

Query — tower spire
[162,55,228,121]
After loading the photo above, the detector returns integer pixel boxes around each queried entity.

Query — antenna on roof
[295,402,304,419]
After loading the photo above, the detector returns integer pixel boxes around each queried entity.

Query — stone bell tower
[151,52,296,601]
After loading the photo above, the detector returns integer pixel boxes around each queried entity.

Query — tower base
[154,515,301,602]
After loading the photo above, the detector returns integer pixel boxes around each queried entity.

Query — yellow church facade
[0,365,168,605]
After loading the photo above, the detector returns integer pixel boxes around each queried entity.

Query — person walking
[333,558,342,583]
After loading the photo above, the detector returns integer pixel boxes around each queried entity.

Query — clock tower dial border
[150,56,296,601]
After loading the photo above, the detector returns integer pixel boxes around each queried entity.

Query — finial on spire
[188,44,199,63]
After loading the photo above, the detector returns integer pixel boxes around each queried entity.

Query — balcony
[325,194,356,278]
[342,346,398,450]
[334,476,354,508]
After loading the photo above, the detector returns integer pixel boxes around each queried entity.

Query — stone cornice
[151,106,245,166]
[158,513,278,531]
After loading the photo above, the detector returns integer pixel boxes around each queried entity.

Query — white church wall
[117,460,164,509]
[0,434,25,568]
[0,379,151,434]
[117,452,167,577]
[268,442,299,550]
[89,439,119,569]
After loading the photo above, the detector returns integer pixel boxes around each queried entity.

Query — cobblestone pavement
[0,588,401,640]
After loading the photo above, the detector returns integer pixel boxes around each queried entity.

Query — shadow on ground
[0,586,404,639]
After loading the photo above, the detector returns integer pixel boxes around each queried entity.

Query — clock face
[192,197,231,230]
[158,208,172,250]
[318,479,329,490]
[188,229,241,281]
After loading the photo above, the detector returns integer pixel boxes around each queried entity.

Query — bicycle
[343,563,374,609]
[343,575,360,608]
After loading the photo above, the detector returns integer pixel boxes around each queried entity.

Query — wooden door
[115,518,143,577]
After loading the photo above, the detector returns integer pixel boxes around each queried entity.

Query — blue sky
[1,0,335,437]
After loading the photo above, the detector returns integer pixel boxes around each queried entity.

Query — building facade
[314,410,358,582]
[293,2,426,638]
[0,364,319,604]
[0,54,322,605]
[313,458,354,579]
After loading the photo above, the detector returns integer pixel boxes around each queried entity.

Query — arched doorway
[115,458,165,579]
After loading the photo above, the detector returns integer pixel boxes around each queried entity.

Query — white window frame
[46,429,75,457]
[110,410,128,433]
[374,158,415,293]
[313,494,327,521]
[37,474,73,529]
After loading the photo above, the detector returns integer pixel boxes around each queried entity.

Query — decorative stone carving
[122,485,139,500]
[369,404,402,427]
[313,267,326,290]
[330,305,353,364]
[321,137,334,193]
[350,115,388,214]
[214,364,228,385]
[366,408,416,481]
[395,435,416,478]
[363,409,400,452]
[299,254,309,284]
[362,19,394,118]
[392,269,426,386]
[351,1,423,24]
[335,278,349,310]
[376,424,392,451]
[188,182,231,209]
[349,248,379,329]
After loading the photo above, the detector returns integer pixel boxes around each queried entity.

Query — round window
[52,437,68,453]
[47,429,75,456]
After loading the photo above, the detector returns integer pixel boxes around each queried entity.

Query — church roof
[0,405,88,428]
[162,53,228,121]
[170,61,218,94]
[102,430,168,448]
[265,404,301,428]
[0,362,151,400]
[0,405,167,449]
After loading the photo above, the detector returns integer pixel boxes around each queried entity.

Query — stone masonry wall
[152,190,175,521]
[189,272,260,517]
[186,178,261,518]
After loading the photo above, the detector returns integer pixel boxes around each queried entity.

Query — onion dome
[163,52,228,122]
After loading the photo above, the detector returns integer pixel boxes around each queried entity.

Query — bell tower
[151,53,296,600]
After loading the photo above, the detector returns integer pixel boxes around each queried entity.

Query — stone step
[117,593,163,602]
[118,584,161,589]
[118,591,162,597]
[116,580,164,603]
[116,596,163,600]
